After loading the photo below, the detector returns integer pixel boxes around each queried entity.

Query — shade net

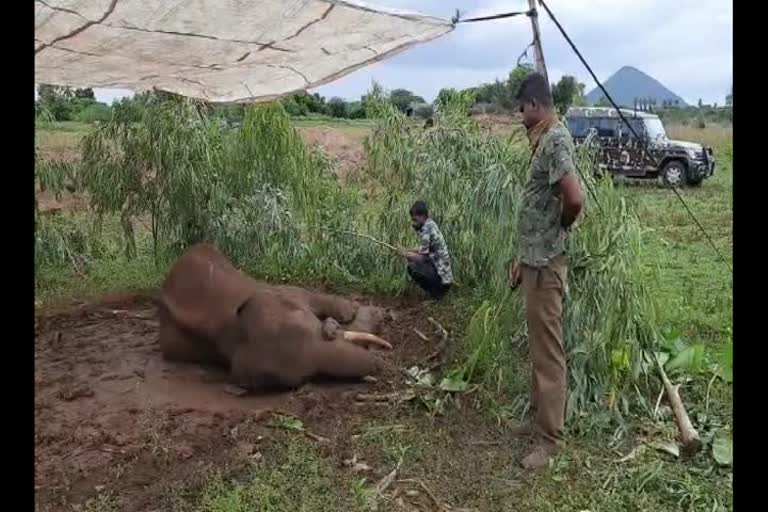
[35,0,452,103]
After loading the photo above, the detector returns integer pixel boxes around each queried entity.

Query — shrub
[75,103,113,123]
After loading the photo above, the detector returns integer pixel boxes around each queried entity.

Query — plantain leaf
[651,440,680,458]
[717,341,733,383]
[712,431,733,466]
[666,344,706,374]
[438,374,469,393]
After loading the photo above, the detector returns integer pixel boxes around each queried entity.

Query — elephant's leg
[345,305,387,334]
[321,317,341,340]
[279,286,358,323]
[229,343,305,391]
[309,293,359,322]
[310,339,385,380]
[228,307,320,391]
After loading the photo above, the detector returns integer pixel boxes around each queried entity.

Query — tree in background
[413,103,434,119]
[347,101,366,119]
[389,88,425,114]
[327,97,349,118]
[37,84,75,121]
[551,75,586,115]
[435,87,476,117]
[280,91,328,117]
[73,88,95,100]
[595,96,613,108]
[726,85,733,107]
[507,63,535,101]
[37,83,110,122]
[473,79,513,110]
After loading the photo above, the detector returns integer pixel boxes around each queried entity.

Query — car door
[592,118,628,175]
[622,119,656,176]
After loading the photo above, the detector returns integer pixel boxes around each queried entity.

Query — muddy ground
[34,292,446,511]
[299,126,368,180]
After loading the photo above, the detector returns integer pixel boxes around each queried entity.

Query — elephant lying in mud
[157,244,392,391]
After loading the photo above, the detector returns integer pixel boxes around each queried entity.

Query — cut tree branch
[655,355,702,456]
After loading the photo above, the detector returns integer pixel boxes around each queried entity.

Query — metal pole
[527,0,549,83]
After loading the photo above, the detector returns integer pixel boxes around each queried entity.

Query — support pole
[527,0,549,83]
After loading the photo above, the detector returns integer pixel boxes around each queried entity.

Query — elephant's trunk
[312,339,385,380]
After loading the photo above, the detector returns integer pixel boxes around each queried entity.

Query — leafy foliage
[36,83,110,122]
[389,88,426,114]
[79,96,225,261]
[469,64,535,112]
[551,75,586,115]
[327,97,349,118]
[363,88,660,416]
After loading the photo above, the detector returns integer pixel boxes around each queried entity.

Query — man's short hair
[515,72,554,108]
[409,200,429,217]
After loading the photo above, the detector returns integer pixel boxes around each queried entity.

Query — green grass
[169,409,731,512]
[35,212,165,306]
[190,438,373,512]
[628,131,733,347]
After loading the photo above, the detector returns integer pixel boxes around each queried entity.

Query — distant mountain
[585,66,687,107]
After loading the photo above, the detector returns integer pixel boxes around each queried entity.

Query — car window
[643,118,667,139]
[616,119,645,139]
[566,117,590,137]
[629,119,645,138]
[595,118,616,137]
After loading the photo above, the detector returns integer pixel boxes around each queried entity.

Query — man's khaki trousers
[521,254,567,446]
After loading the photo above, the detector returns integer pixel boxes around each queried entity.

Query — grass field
[35,116,733,512]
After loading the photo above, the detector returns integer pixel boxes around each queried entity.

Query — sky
[50,0,732,106]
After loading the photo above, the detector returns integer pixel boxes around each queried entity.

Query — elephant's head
[228,293,392,389]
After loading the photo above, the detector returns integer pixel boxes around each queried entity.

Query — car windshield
[643,118,667,139]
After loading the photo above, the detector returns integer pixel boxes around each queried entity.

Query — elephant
[157,243,392,391]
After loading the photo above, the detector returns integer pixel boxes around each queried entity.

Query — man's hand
[508,261,522,289]
[559,173,585,228]
[398,248,424,263]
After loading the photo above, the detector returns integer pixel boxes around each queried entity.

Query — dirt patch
[299,126,368,180]
[36,191,88,214]
[472,113,525,137]
[34,292,443,511]
[36,128,84,163]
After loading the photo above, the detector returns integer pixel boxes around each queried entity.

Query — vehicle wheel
[661,160,687,188]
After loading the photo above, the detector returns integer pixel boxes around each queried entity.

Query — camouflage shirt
[517,122,577,268]
[416,218,453,284]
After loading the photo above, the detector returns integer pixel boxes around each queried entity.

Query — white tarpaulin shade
[34,0,452,103]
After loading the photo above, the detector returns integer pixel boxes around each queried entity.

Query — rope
[452,9,532,26]
[537,0,732,272]
[517,40,535,67]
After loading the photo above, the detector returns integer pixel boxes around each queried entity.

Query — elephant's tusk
[342,331,393,350]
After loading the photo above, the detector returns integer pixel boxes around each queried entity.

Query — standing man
[399,200,453,301]
[508,73,585,469]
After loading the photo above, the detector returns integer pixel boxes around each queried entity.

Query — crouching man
[398,200,453,301]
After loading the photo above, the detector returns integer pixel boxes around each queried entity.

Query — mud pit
[35,293,441,511]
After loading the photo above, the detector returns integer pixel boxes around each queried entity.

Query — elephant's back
[160,244,255,337]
